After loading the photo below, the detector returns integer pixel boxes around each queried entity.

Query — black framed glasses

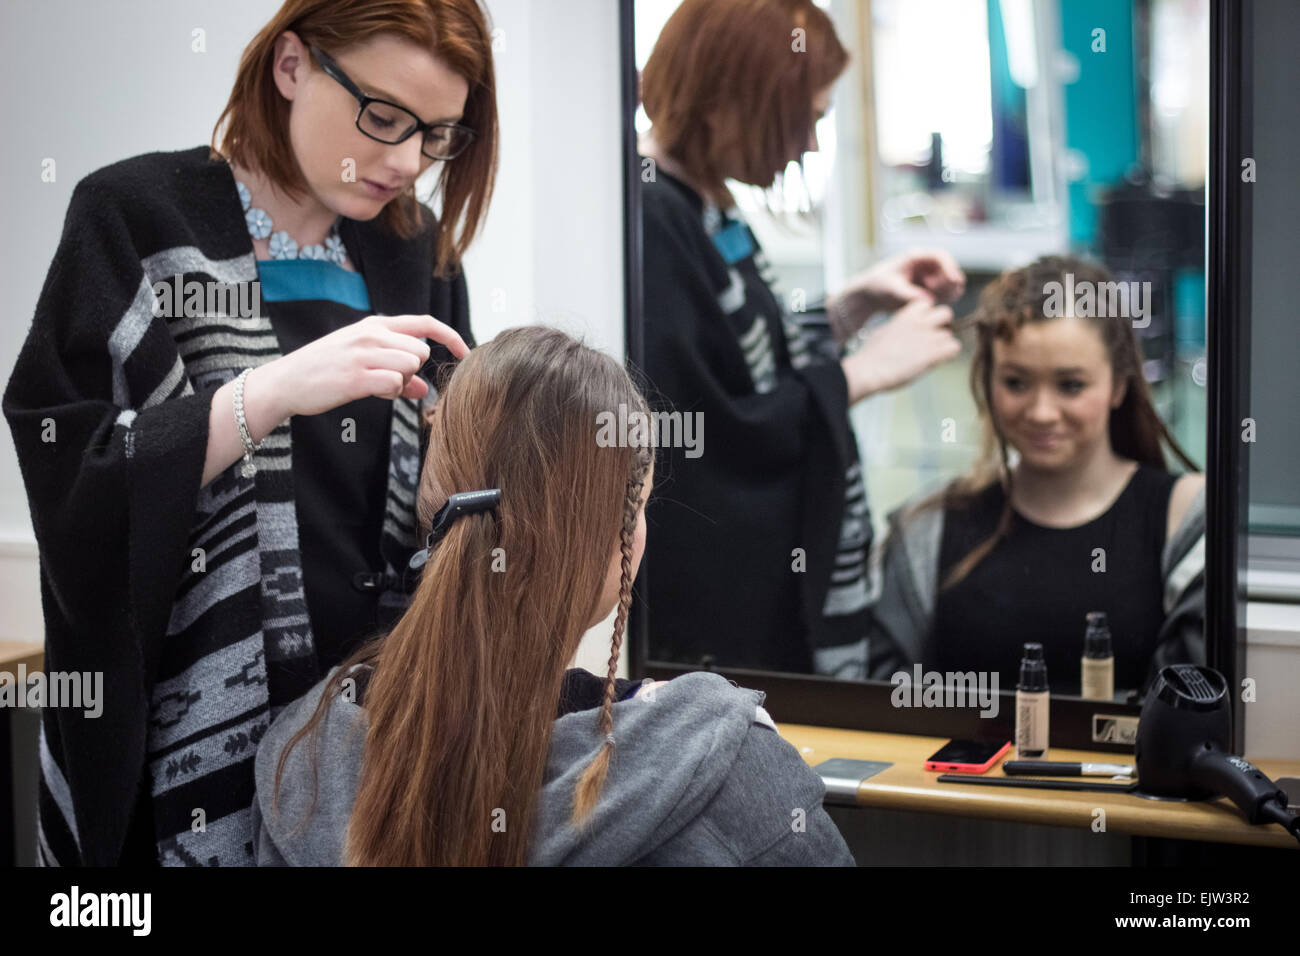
[309,44,476,161]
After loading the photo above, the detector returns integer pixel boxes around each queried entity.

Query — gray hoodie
[251,668,856,866]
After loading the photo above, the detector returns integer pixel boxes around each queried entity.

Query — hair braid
[572,442,653,824]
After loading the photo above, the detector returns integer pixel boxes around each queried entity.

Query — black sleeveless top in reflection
[929,464,1177,697]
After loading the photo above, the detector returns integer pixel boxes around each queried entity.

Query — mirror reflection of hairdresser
[867,257,1207,699]
[1,1,500,866]
[638,0,964,677]
[252,327,856,866]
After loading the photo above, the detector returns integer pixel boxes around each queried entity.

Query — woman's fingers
[879,274,934,307]
[366,347,425,378]
[907,248,966,299]
[935,331,962,361]
[928,304,955,327]
[895,298,953,328]
[363,326,433,362]
[400,375,430,402]
[375,314,470,359]
[359,367,408,400]
[892,297,933,322]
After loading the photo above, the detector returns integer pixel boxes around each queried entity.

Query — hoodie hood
[530,670,769,865]
[252,668,772,866]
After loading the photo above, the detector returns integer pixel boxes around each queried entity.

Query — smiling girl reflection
[866,256,1206,698]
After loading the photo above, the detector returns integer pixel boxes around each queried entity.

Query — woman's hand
[203,314,467,488]
[260,313,469,418]
[829,248,966,341]
[841,297,961,404]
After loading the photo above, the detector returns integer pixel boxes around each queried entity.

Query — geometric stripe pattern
[97,242,429,866]
[702,207,872,622]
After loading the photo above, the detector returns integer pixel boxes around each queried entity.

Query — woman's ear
[271,30,308,102]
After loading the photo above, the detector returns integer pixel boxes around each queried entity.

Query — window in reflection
[873,0,996,225]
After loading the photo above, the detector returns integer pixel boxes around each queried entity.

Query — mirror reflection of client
[639,0,964,678]
[251,327,855,865]
[866,256,1206,699]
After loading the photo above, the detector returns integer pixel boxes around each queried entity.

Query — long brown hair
[211,0,498,277]
[272,326,654,865]
[905,255,1200,589]
[641,0,848,208]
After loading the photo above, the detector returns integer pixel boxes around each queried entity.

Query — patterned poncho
[3,145,471,865]
[640,166,872,676]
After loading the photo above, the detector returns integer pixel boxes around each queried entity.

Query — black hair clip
[408,488,501,570]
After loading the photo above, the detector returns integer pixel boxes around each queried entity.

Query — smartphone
[924,739,1012,774]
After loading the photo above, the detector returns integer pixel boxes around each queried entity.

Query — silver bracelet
[830,294,873,354]
[828,294,857,347]
[233,367,262,478]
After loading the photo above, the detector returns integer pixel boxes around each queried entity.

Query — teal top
[256,257,371,311]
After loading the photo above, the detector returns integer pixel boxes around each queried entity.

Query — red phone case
[923,740,1011,774]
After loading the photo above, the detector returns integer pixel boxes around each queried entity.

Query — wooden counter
[778,722,1300,850]
[0,641,42,679]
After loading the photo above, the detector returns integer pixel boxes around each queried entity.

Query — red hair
[642,0,848,203]
[212,0,498,277]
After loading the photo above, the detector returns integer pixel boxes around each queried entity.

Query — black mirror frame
[1206,0,1250,757]
[621,0,1243,754]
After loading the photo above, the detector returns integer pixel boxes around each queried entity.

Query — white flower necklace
[235,180,347,264]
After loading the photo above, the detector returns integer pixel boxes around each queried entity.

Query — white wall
[1243,603,1300,759]
[0,0,284,639]
[0,0,629,675]
[459,0,629,674]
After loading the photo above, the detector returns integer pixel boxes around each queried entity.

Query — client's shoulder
[621,670,762,712]
[1167,472,1206,535]
[257,664,370,766]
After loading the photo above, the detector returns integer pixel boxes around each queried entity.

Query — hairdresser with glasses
[639,0,964,678]
[3,0,497,867]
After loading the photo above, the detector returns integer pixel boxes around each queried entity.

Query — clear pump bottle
[1015,642,1049,759]
[1081,611,1115,702]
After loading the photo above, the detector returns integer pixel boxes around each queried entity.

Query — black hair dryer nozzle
[1136,664,1300,842]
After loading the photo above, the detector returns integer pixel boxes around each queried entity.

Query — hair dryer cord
[1256,800,1300,847]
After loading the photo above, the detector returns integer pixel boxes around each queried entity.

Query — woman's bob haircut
[212,0,499,277]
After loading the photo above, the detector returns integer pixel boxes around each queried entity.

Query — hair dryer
[1135,664,1300,845]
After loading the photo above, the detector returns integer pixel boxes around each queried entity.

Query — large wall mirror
[622,0,1225,747]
